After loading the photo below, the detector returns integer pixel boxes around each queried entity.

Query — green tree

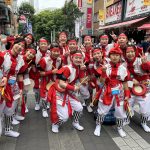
[18,2,35,21]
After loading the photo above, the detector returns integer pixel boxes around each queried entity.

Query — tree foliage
[18,2,35,21]
[32,1,83,42]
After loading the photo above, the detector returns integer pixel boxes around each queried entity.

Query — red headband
[68,40,77,44]
[93,49,102,53]
[84,36,91,41]
[28,48,36,55]
[59,32,67,37]
[100,35,108,39]
[72,53,83,58]
[126,47,135,53]
[27,34,33,39]
[39,39,48,43]
[119,33,127,38]
[51,47,60,52]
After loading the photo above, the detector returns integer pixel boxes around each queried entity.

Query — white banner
[125,0,150,18]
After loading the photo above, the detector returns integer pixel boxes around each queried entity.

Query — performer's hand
[133,79,139,85]
[80,64,86,70]
[64,51,69,57]
[74,85,80,92]
[139,52,147,63]
[0,77,7,87]
[110,31,117,40]
[52,68,58,74]
[101,65,107,73]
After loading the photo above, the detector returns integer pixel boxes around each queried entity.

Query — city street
[0,91,150,150]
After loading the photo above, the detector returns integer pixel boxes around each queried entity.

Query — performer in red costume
[48,51,86,133]
[124,45,150,132]
[0,38,29,137]
[38,43,62,117]
[94,46,130,137]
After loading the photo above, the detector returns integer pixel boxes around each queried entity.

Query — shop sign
[78,0,82,8]
[144,0,150,6]
[87,0,92,4]
[125,0,150,19]
[86,8,92,28]
[105,0,120,7]
[105,1,122,23]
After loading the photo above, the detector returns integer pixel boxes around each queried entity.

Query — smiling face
[110,53,120,64]
[51,48,60,59]
[93,51,103,62]
[126,47,136,61]
[25,49,35,60]
[25,35,33,46]
[68,41,77,54]
[59,33,67,45]
[118,36,128,48]
[39,42,48,52]
[72,53,83,66]
[84,37,92,47]
[12,42,25,55]
[100,38,109,46]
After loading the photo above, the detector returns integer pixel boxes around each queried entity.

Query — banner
[87,0,92,4]
[125,0,150,18]
[144,0,150,6]
[78,0,82,8]
[105,1,122,23]
[99,10,104,20]
[86,8,92,28]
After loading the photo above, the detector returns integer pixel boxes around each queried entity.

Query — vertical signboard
[86,8,92,28]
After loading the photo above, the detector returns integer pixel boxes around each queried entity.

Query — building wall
[93,0,104,36]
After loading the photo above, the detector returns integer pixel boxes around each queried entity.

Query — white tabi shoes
[72,122,84,131]
[141,123,150,132]
[5,130,20,138]
[87,105,93,113]
[0,118,2,136]
[42,109,48,118]
[12,118,20,125]
[35,103,40,111]
[52,124,59,133]
[15,115,25,121]
[94,125,101,136]
[117,128,126,137]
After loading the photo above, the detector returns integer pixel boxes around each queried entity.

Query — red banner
[78,0,82,8]
[86,8,92,28]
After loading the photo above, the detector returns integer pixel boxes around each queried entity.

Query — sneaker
[82,102,86,107]
[12,118,20,125]
[5,130,20,138]
[94,125,101,136]
[25,106,29,113]
[117,128,126,137]
[42,109,48,118]
[72,122,84,131]
[87,105,93,113]
[52,124,59,133]
[123,119,130,126]
[15,115,25,121]
[141,123,150,132]
[35,103,40,111]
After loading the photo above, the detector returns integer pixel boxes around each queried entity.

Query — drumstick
[1,87,4,96]
[52,64,56,69]
[78,76,89,87]
[28,60,32,65]
[127,103,133,118]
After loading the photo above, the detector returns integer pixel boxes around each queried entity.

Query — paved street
[0,92,150,150]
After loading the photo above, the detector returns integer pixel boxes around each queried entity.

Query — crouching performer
[47,51,86,133]
[94,46,130,137]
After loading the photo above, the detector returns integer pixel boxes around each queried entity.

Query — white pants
[79,85,90,100]
[97,98,127,119]
[56,91,83,122]
[129,93,150,117]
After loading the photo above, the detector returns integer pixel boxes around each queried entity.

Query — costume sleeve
[0,51,5,67]
[38,58,46,70]
[141,61,150,71]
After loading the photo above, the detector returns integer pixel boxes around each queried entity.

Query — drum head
[132,84,146,96]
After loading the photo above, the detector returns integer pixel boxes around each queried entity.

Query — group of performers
[0,31,150,139]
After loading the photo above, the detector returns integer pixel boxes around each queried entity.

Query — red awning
[99,17,146,30]
[138,24,150,30]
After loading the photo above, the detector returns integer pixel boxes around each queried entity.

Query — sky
[17,0,66,10]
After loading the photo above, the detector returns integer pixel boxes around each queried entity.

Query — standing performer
[48,51,86,133]
[38,43,62,117]
[124,45,150,132]
[94,46,130,137]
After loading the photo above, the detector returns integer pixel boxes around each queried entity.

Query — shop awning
[138,24,150,30]
[99,17,146,30]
